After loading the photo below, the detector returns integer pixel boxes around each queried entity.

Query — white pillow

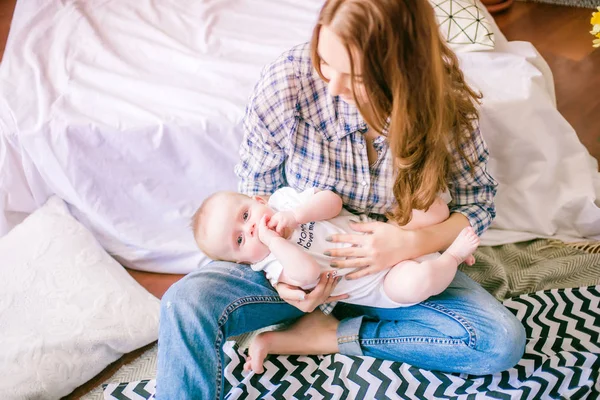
[456,43,600,244]
[431,0,495,52]
[0,196,160,399]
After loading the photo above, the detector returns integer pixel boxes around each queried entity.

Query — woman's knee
[160,261,250,322]
[478,308,526,374]
[161,267,209,308]
[160,271,209,330]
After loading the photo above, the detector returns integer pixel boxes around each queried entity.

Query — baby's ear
[253,195,266,204]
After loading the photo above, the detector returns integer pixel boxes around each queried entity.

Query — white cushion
[432,0,495,52]
[0,196,160,399]
[457,42,600,243]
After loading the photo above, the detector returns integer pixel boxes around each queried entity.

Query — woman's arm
[235,54,299,196]
[234,49,345,313]
[446,126,498,236]
[404,126,497,255]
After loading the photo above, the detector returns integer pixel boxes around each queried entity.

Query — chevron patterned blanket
[102,240,600,399]
[103,284,600,399]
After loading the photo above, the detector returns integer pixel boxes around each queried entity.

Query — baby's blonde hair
[191,191,249,261]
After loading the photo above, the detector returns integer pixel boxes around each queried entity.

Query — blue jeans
[156,261,525,400]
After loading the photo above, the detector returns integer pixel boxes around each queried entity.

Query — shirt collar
[335,98,368,139]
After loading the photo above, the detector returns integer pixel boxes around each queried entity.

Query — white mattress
[1,0,599,273]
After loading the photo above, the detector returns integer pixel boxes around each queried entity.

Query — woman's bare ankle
[257,312,340,356]
[245,331,277,374]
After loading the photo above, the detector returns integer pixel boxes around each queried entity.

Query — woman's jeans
[156,261,526,400]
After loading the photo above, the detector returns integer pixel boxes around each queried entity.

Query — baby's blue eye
[237,235,243,246]
[243,211,249,221]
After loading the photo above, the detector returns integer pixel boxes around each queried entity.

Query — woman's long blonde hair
[311,0,481,225]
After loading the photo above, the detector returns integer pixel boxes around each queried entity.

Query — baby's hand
[268,210,299,236]
[258,215,281,246]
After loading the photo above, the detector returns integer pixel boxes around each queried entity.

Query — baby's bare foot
[464,254,476,266]
[446,227,480,265]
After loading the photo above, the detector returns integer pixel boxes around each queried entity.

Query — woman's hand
[325,221,420,280]
[275,271,348,313]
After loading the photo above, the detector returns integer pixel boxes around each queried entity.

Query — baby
[192,187,480,371]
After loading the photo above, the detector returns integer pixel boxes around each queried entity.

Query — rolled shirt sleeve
[447,127,498,236]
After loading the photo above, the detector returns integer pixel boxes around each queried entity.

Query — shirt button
[359,143,365,149]
[361,180,368,186]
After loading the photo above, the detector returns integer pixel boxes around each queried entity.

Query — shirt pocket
[285,126,339,192]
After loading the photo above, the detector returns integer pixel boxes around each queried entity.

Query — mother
[156,0,525,398]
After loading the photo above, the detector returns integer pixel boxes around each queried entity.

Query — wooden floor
[495,2,600,166]
[0,0,598,299]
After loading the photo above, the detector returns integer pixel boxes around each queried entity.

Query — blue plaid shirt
[235,43,497,313]
[235,43,497,235]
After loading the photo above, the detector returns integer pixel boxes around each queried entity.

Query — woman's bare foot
[243,310,340,374]
[244,332,271,374]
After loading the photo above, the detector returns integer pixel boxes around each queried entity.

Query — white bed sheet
[1,0,598,273]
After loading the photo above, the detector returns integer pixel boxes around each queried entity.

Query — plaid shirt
[235,43,497,313]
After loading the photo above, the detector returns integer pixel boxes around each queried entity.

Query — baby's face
[204,194,274,264]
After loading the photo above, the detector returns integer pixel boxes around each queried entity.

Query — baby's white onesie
[252,187,434,308]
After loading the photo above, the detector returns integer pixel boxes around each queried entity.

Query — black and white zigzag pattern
[103,379,155,399]
[103,286,600,400]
